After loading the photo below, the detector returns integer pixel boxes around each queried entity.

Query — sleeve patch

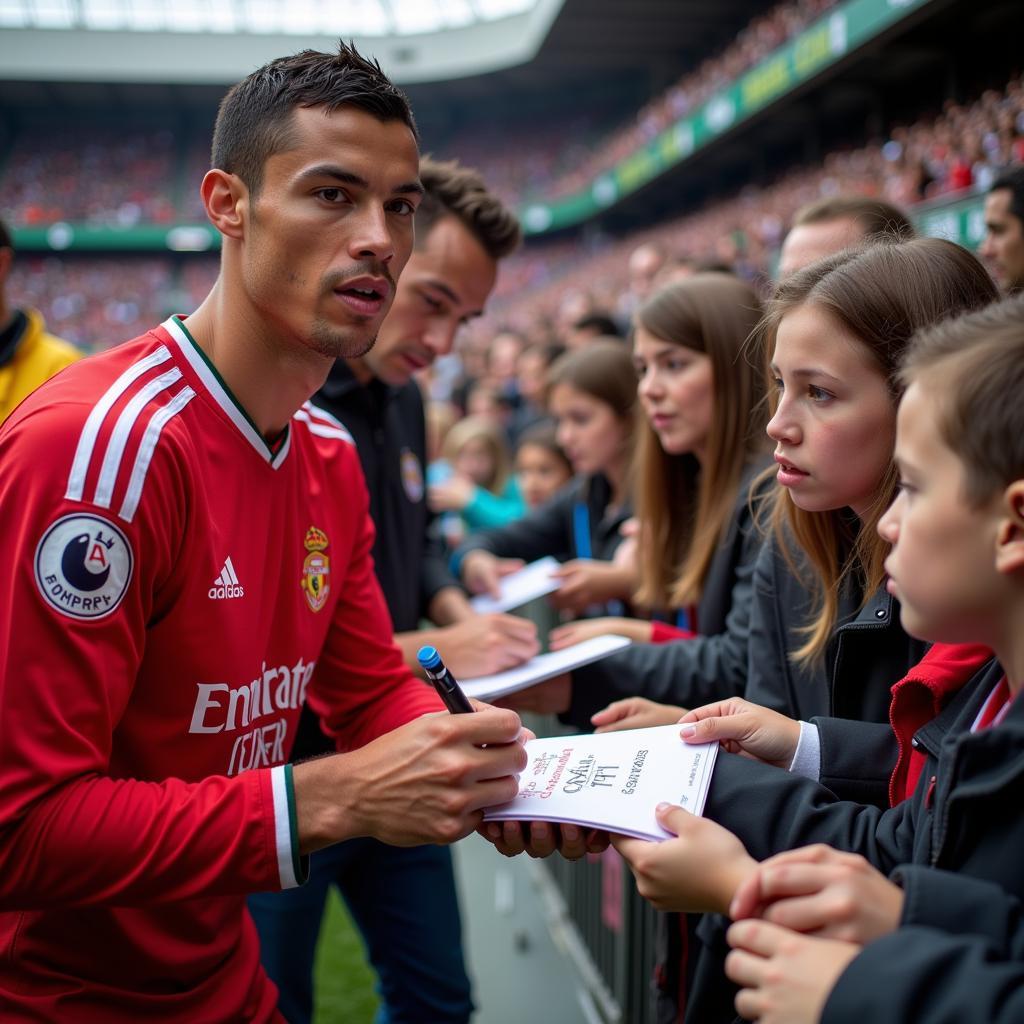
[34,513,134,620]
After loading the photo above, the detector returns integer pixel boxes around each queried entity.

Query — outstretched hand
[612,803,757,914]
[679,697,801,768]
[729,844,904,944]
[591,697,687,733]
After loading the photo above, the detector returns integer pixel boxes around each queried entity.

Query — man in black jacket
[249,158,536,1024]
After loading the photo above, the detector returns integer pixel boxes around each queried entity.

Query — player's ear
[201,169,248,241]
[995,480,1024,576]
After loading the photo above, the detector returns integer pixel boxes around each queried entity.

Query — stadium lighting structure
[0,0,538,36]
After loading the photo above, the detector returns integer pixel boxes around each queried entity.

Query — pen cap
[417,645,443,672]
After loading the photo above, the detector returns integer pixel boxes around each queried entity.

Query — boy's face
[878,382,1008,644]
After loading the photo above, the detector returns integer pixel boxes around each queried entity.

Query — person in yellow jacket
[0,218,81,423]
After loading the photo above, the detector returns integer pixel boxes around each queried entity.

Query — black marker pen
[417,645,474,714]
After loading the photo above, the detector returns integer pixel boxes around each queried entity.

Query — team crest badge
[35,513,133,620]
[400,448,424,503]
[300,526,330,612]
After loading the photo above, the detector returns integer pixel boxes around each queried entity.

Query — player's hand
[729,844,904,944]
[428,475,476,513]
[679,697,801,768]
[478,820,611,860]
[434,615,539,677]
[591,697,687,733]
[461,551,525,599]
[612,803,757,914]
[494,673,572,715]
[293,706,527,852]
[548,617,653,650]
[726,920,859,1024]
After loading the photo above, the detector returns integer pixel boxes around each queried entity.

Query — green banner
[915,191,987,249]
[520,0,934,235]
[12,223,220,253]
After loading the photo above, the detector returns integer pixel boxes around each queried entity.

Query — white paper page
[461,634,631,701]
[483,725,719,841]
[468,556,561,614]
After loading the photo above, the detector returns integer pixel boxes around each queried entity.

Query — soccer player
[0,43,528,1022]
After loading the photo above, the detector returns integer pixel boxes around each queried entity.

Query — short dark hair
[990,166,1024,227]
[901,293,1024,506]
[792,195,915,242]
[211,41,416,196]
[416,157,521,261]
[573,312,622,338]
[0,217,11,252]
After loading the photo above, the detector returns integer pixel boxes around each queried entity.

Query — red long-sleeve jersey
[0,317,441,1021]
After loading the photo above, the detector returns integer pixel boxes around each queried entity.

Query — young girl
[513,421,573,509]
[548,273,771,726]
[623,238,998,1024]
[428,415,524,545]
[452,339,637,619]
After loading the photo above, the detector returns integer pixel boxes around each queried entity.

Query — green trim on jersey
[171,316,290,463]
[283,763,309,885]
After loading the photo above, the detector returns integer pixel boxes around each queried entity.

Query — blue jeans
[248,838,473,1024]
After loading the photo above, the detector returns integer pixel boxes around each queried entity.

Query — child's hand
[679,697,802,768]
[549,617,653,650]
[729,844,904,944]
[591,697,687,733]
[461,551,525,599]
[612,803,757,914]
[548,560,631,613]
[726,920,859,1024]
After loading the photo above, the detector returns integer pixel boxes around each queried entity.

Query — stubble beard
[309,317,378,360]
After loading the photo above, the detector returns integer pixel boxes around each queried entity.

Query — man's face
[878,382,1007,645]
[240,105,421,360]
[980,188,1024,293]
[777,217,866,279]
[361,215,497,386]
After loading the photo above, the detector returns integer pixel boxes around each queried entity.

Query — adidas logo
[208,556,245,600]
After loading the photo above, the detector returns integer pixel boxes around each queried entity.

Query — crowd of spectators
[7,69,1022,353]
[8,256,175,350]
[0,125,179,226]
[487,71,1024,326]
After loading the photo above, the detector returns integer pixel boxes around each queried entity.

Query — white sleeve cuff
[270,764,306,889]
[787,721,821,781]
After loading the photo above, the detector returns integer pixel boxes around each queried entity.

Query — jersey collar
[162,315,291,469]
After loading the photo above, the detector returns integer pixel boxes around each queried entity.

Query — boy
[614,294,1024,1021]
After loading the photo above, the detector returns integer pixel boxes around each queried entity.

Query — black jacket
[314,361,456,632]
[452,473,631,575]
[825,868,1024,1023]
[563,461,770,729]
[695,660,1024,1024]
[745,529,928,807]
[826,924,1024,1024]
[291,362,456,760]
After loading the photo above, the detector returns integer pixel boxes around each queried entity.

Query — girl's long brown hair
[634,273,767,610]
[757,237,997,664]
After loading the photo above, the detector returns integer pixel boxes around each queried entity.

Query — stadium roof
[0,0,537,37]
[0,0,564,83]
